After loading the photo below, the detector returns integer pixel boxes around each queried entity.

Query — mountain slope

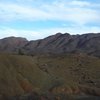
[22,33,100,57]
[0,53,100,98]
[0,33,100,57]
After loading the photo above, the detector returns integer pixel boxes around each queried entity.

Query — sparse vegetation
[18,49,24,55]
[0,53,100,99]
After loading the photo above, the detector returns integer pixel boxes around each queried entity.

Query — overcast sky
[0,0,100,40]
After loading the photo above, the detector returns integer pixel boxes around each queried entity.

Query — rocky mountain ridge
[0,33,100,57]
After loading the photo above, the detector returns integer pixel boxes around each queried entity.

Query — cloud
[0,25,100,40]
[39,25,100,36]
[0,0,99,25]
[0,27,42,40]
[69,0,91,7]
[0,0,99,40]
[41,0,100,25]
[0,3,50,22]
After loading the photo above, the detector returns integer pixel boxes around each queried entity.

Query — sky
[0,0,100,40]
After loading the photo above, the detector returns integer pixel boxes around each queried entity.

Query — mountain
[0,33,100,57]
[22,33,100,57]
[0,54,100,100]
[0,36,28,53]
[0,33,100,99]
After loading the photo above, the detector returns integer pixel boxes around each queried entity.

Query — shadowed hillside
[0,37,28,54]
[1,33,100,57]
[0,54,100,99]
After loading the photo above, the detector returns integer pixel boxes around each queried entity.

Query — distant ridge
[0,36,28,53]
[0,33,100,57]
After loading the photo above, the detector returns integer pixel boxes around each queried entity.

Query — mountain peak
[2,36,28,41]
[55,32,62,35]
[55,32,70,36]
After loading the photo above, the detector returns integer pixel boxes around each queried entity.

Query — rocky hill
[22,33,100,57]
[0,36,28,53]
[0,33,100,57]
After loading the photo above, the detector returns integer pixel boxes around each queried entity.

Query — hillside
[22,33,100,57]
[0,54,100,99]
[0,33,100,57]
[0,37,28,53]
